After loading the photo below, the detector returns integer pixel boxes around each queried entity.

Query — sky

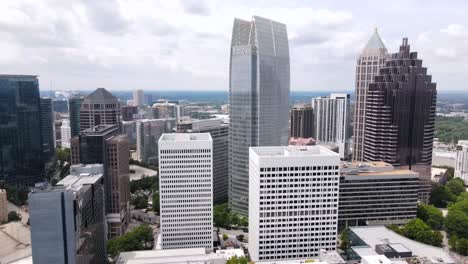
[0,0,467,91]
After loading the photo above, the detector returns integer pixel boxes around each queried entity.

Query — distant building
[455,140,468,185]
[290,104,314,138]
[54,119,62,147]
[121,105,138,121]
[229,16,290,216]
[133,89,144,107]
[158,133,213,252]
[136,119,176,165]
[60,119,71,148]
[0,75,44,184]
[79,88,120,132]
[52,100,68,113]
[339,162,419,227]
[288,137,316,146]
[29,164,106,264]
[249,146,340,261]
[40,98,55,160]
[68,95,84,137]
[153,101,177,119]
[312,93,351,159]
[0,189,6,223]
[122,121,137,146]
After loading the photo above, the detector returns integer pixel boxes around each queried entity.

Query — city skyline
[0,0,466,91]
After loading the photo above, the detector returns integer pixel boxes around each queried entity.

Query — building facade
[29,164,106,264]
[352,29,388,162]
[61,119,72,148]
[133,89,144,107]
[80,88,120,132]
[312,93,351,159]
[290,104,314,138]
[363,38,437,202]
[0,75,44,184]
[229,16,290,215]
[339,162,419,228]
[122,121,137,146]
[455,140,468,185]
[40,98,55,160]
[121,105,138,121]
[136,119,176,165]
[158,133,213,252]
[0,189,6,223]
[68,96,84,137]
[249,146,340,261]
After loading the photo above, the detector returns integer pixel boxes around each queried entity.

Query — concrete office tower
[40,98,55,160]
[122,121,137,146]
[68,95,84,137]
[121,105,138,121]
[229,16,290,215]
[61,119,72,148]
[249,146,340,261]
[29,164,106,264]
[136,119,176,165]
[133,89,144,107]
[339,162,419,228]
[0,75,44,184]
[71,125,130,237]
[158,133,213,252]
[178,118,229,204]
[153,101,177,119]
[352,29,388,162]
[364,38,437,202]
[312,93,351,159]
[80,88,120,132]
[0,189,6,223]
[290,104,314,138]
[455,140,468,185]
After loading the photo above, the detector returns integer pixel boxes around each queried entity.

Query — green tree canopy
[7,211,21,222]
[446,178,466,197]
[417,204,444,230]
[107,224,154,258]
[152,191,160,215]
[392,219,443,247]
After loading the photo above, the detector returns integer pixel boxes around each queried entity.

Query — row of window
[260,166,338,172]
[160,149,211,154]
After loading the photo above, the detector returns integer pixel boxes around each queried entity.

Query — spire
[363,28,386,51]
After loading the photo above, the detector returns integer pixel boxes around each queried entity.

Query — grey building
[80,88,120,132]
[68,96,84,137]
[122,121,137,146]
[363,38,437,202]
[290,104,314,138]
[0,75,44,184]
[352,29,388,162]
[136,119,176,165]
[40,98,55,161]
[229,16,290,215]
[29,164,106,264]
[339,161,419,228]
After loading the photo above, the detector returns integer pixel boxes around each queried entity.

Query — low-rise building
[117,248,225,264]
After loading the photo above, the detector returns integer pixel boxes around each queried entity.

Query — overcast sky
[0,0,467,91]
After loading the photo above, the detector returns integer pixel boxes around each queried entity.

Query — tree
[446,178,466,197]
[417,204,444,230]
[107,224,154,258]
[8,211,21,222]
[394,219,443,247]
[429,185,451,207]
[229,213,240,226]
[223,233,229,241]
[214,204,230,227]
[236,234,244,241]
[446,200,468,238]
[131,194,149,209]
[226,256,248,264]
[340,228,350,252]
[239,216,248,227]
[152,192,160,215]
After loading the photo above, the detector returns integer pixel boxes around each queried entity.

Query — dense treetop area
[107,224,154,258]
[129,176,159,214]
[214,204,248,228]
[435,116,468,144]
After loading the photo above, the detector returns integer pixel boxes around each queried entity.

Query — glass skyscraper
[229,16,290,215]
[0,75,44,184]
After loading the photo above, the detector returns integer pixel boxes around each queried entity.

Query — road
[129,165,158,181]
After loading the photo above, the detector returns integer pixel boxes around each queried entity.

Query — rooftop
[159,133,212,142]
[251,145,339,157]
[117,248,225,264]
[341,161,419,177]
[82,124,118,135]
[84,87,117,101]
[363,28,386,51]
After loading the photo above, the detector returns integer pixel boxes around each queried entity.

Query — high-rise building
[136,119,176,165]
[71,125,130,237]
[80,88,120,132]
[40,98,55,160]
[68,95,84,138]
[178,118,229,204]
[0,75,44,184]
[455,140,468,185]
[133,89,144,107]
[0,189,7,223]
[312,93,351,159]
[121,105,138,121]
[249,146,340,261]
[363,38,437,202]
[122,121,137,146]
[229,16,290,215]
[61,119,72,148]
[153,101,177,119]
[29,164,106,264]
[339,161,419,228]
[158,133,213,252]
[352,29,388,162]
[290,104,314,138]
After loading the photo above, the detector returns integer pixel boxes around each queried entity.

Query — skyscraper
[363,38,437,202]
[312,93,351,159]
[121,105,138,121]
[290,104,314,138]
[29,164,106,264]
[61,119,72,148]
[80,88,120,132]
[68,95,84,138]
[133,89,144,107]
[158,133,213,252]
[40,97,55,160]
[136,119,176,165]
[0,75,44,184]
[352,29,388,161]
[455,140,468,185]
[229,16,290,215]
[249,146,340,261]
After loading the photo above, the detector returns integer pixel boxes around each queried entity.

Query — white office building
[133,89,144,107]
[158,133,213,252]
[249,145,340,262]
[60,119,71,148]
[455,140,468,185]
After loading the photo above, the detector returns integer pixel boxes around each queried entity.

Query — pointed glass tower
[352,29,388,161]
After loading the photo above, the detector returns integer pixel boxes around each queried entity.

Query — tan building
[0,189,7,223]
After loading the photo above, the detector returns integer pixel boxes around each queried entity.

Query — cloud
[179,0,211,16]
[441,24,464,37]
[82,0,129,34]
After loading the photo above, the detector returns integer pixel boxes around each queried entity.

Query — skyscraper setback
[352,29,388,162]
[363,38,437,202]
[229,16,290,215]
[79,88,120,132]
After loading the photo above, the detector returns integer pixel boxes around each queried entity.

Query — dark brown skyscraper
[290,104,314,138]
[364,38,437,202]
